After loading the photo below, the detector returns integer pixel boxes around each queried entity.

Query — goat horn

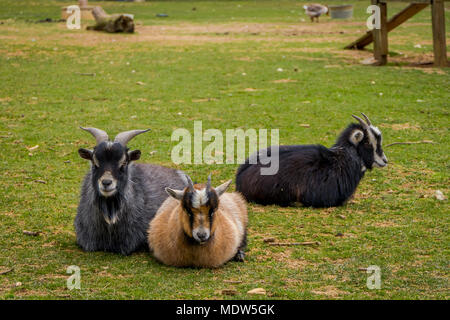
[215,180,232,198]
[352,114,369,129]
[206,174,212,191]
[361,113,372,126]
[184,174,195,191]
[80,127,109,145]
[114,129,150,147]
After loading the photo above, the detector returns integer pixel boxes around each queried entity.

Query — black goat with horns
[75,127,188,255]
[236,113,388,208]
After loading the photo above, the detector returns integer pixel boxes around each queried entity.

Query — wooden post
[373,1,388,65]
[431,0,448,67]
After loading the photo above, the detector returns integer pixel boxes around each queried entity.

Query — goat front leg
[233,231,247,262]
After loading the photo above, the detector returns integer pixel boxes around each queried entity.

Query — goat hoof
[234,250,245,262]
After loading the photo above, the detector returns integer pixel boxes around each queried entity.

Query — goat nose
[197,231,207,240]
[102,179,112,187]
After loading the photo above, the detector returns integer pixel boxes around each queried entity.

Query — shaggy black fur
[236,122,385,208]
[75,142,187,255]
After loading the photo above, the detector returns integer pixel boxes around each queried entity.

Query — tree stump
[87,6,134,33]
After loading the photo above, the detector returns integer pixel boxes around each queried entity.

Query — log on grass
[87,6,134,33]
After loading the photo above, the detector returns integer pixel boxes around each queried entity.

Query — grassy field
[0,0,449,299]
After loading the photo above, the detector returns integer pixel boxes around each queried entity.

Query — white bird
[303,4,329,23]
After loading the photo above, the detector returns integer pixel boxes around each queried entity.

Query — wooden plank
[431,0,448,67]
[386,3,429,31]
[345,3,428,49]
[373,1,388,65]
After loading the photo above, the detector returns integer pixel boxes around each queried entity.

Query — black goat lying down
[236,114,388,208]
[75,127,187,255]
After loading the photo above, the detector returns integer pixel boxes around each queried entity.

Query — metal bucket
[329,5,353,19]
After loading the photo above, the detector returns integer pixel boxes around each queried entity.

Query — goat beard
[97,193,123,225]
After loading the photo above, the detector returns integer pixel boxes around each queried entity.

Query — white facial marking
[370,125,381,136]
[119,154,126,167]
[191,188,208,209]
[192,226,210,243]
[103,214,119,225]
[98,171,117,197]
[92,154,100,167]
[368,127,387,168]
[350,129,364,145]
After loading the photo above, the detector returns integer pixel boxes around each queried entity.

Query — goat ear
[214,180,232,197]
[349,129,364,146]
[78,148,93,160]
[165,187,184,200]
[128,150,141,161]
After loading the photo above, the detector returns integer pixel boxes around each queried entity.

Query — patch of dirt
[272,79,297,83]
[402,65,448,75]
[334,48,449,71]
[0,21,358,47]
[411,255,432,267]
[323,274,338,280]
[371,221,400,228]
[234,56,262,62]
[3,21,447,75]
[272,249,309,269]
[311,285,348,298]
[380,123,421,131]
[0,210,16,217]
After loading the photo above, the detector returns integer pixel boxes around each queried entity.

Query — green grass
[0,0,449,299]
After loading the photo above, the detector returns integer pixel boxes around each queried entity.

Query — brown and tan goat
[148,175,248,268]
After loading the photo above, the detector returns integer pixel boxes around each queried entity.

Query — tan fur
[148,192,248,268]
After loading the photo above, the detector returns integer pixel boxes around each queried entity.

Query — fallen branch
[386,140,436,147]
[23,230,42,236]
[223,280,243,284]
[75,72,96,76]
[268,241,320,247]
[358,267,368,271]
[263,237,276,243]
[0,268,13,275]
[221,289,238,296]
